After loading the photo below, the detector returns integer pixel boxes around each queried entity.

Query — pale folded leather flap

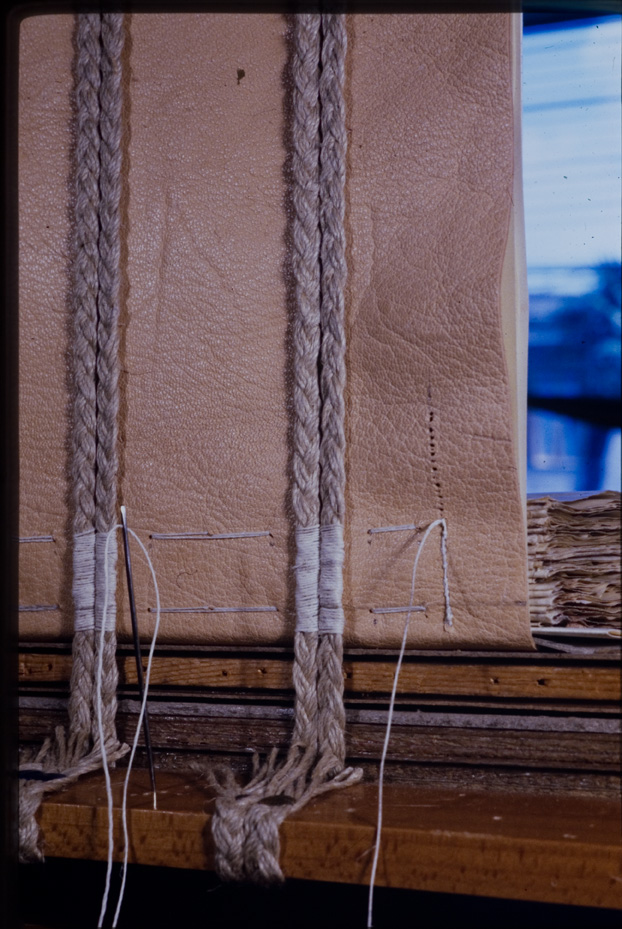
[18,13,533,650]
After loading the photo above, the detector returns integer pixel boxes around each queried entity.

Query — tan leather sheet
[18,13,533,649]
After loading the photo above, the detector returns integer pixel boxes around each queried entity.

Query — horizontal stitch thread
[19,605,59,612]
[150,531,271,541]
[19,535,55,544]
[148,606,278,615]
[369,606,426,615]
[368,524,418,535]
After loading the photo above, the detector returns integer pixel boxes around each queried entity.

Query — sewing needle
[120,505,157,810]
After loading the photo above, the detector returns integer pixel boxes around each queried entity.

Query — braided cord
[290,10,323,760]
[93,12,125,751]
[68,13,102,749]
[317,12,349,777]
[21,19,128,866]
[211,13,361,885]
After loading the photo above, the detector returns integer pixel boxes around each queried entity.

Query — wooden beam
[19,700,621,771]
[38,769,622,909]
[18,652,621,701]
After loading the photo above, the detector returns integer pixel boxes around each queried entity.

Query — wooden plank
[19,653,71,682]
[18,652,621,701]
[19,685,622,715]
[344,660,620,701]
[38,769,622,908]
[20,700,621,771]
[146,751,622,797]
[20,641,622,660]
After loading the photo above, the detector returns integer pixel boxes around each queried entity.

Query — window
[522,13,621,493]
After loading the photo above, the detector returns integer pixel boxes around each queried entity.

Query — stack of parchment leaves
[528,491,621,637]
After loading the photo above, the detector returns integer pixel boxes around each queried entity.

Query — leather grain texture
[19,14,74,640]
[18,13,533,649]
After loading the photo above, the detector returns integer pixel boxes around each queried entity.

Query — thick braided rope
[290,14,322,535]
[288,11,322,761]
[211,13,324,881]
[19,14,129,864]
[210,14,362,885]
[317,12,349,779]
[93,12,125,753]
[68,13,101,751]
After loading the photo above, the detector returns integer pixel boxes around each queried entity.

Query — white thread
[111,527,161,927]
[367,524,419,535]
[151,605,278,614]
[295,524,320,633]
[96,531,117,631]
[18,605,59,612]
[96,522,162,928]
[440,521,453,629]
[369,606,426,615]
[19,535,55,543]
[73,529,95,631]
[367,518,452,929]
[318,523,345,634]
[150,530,271,541]
[96,524,121,928]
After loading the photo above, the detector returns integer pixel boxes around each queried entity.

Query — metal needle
[120,505,157,810]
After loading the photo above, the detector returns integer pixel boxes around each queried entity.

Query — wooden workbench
[37,767,622,910]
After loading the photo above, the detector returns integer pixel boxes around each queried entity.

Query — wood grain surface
[38,769,622,908]
[18,651,621,701]
[19,698,622,771]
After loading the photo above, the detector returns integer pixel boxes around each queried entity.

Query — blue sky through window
[522,15,621,493]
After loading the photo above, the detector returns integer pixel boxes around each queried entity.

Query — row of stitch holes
[364,409,445,543]
[428,410,444,515]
